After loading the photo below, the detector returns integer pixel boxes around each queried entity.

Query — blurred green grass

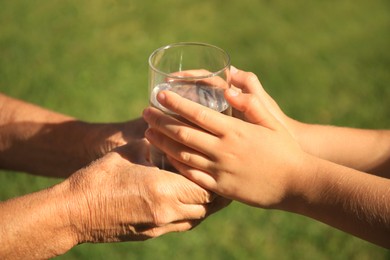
[0,0,389,259]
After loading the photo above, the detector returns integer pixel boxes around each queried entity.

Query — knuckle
[146,182,175,226]
[241,94,259,118]
[247,94,258,107]
[178,150,191,163]
[152,208,171,226]
[175,127,190,143]
[194,108,207,123]
[244,72,259,86]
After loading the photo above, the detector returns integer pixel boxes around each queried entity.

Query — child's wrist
[277,152,319,213]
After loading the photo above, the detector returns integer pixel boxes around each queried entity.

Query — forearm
[0,94,127,177]
[286,155,390,248]
[0,93,75,124]
[291,120,390,177]
[0,94,83,176]
[0,181,77,259]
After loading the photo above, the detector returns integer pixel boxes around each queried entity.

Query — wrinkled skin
[0,141,230,259]
[67,142,230,243]
[0,93,231,259]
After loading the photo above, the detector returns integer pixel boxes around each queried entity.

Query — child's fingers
[224,88,278,129]
[231,66,289,128]
[230,67,263,95]
[145,128,214,170]
[156,90,232,137]
[143,107,219,157]
[230,67,272,108]
[168,156,218,192]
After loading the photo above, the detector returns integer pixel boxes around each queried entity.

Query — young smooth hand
[143,70,308,209]
[142,68,390,248]
[222,72,390,176]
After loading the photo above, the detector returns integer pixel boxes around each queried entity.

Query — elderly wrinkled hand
[66,142,228,243]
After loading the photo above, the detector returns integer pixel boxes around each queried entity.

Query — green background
[0,0,389,259]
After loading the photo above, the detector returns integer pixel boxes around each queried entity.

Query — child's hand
[142,68,390,248]
[143,69,308,209]
[229,68,293,132]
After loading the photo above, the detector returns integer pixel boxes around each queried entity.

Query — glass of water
[148,42,231,170]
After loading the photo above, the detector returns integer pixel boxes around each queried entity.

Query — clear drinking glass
[148,42,231,170]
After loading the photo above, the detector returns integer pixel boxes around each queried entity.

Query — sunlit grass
[0,0,389,258]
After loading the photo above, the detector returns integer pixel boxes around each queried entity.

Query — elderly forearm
[0,93,74,125]
[0,180,77,259]
[0,94,93,177]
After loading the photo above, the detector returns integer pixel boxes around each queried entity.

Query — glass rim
[148,42,231,80]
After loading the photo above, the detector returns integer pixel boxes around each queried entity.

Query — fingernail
[142,108,151,119]
[157,91,166,103]
[230,65,238,75]
[227,88,239,97]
